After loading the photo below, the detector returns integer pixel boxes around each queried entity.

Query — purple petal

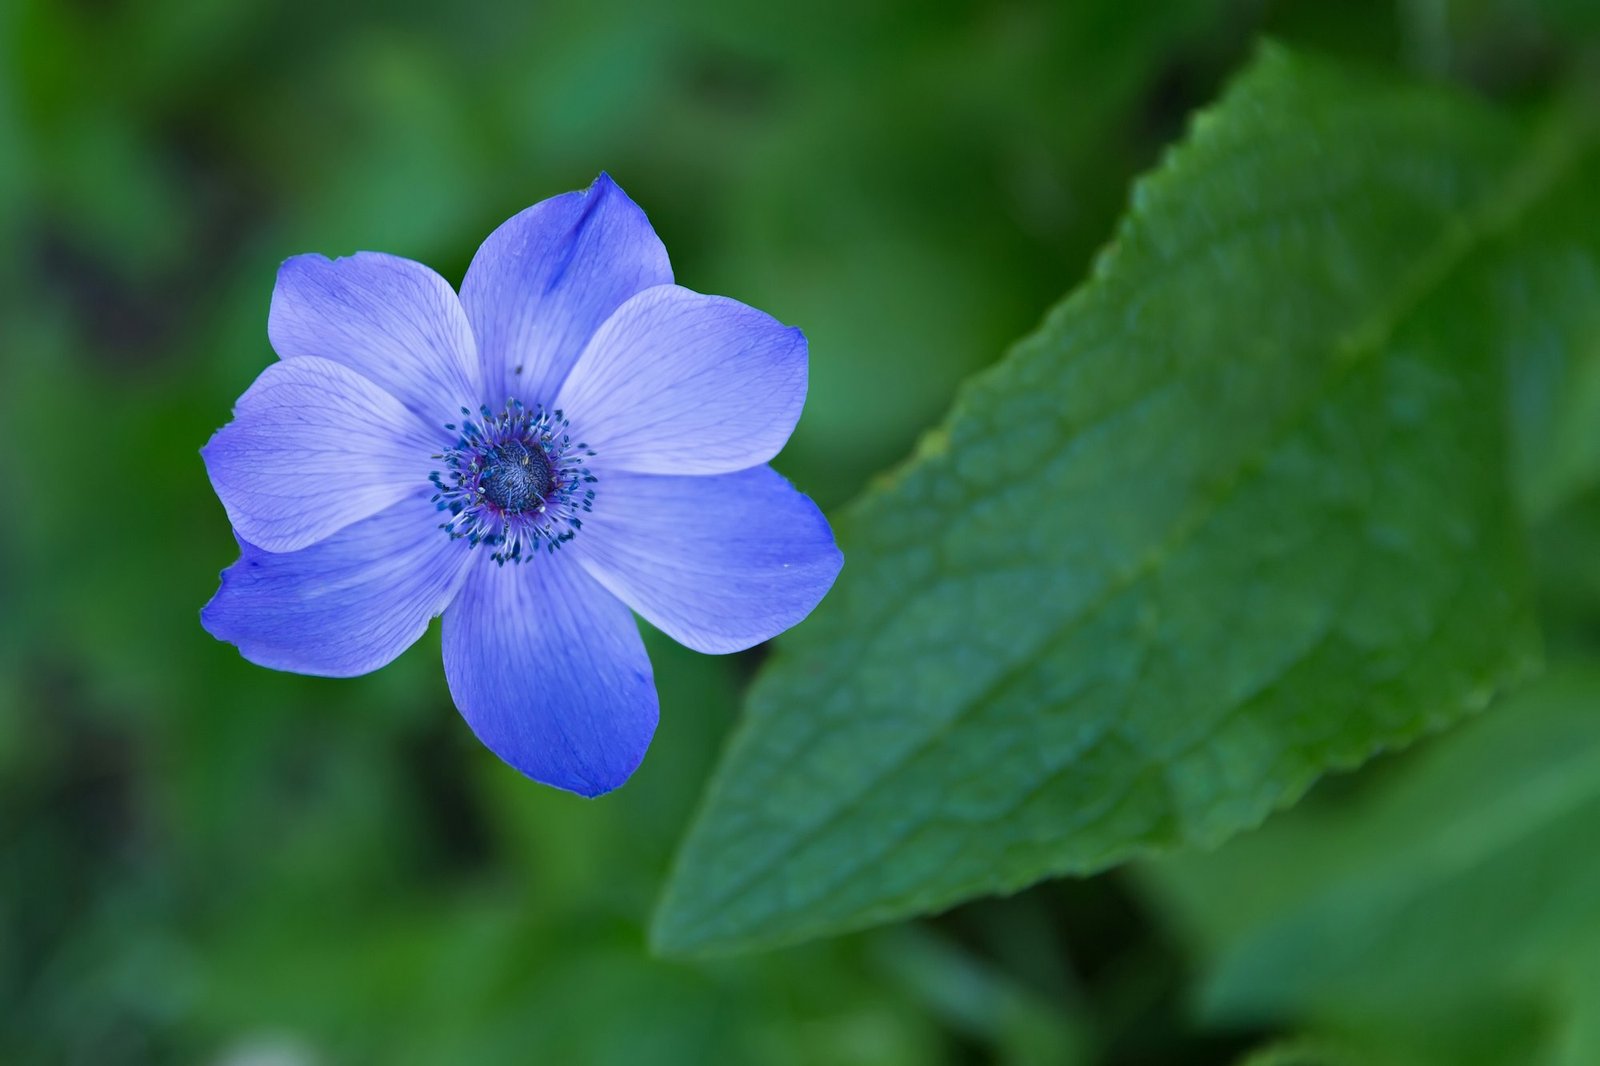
[459,173,672,409]
[202,356,438,553]
[268,252,480,424]
[576,466,842,654]
[556,285,807,476]
[202,492,472,677]
[442,555,657,796]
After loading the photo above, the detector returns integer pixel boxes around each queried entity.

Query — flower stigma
[429,401,596,563]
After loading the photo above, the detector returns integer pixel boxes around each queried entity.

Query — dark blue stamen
[429,400,597,563]
[479,440,556,514]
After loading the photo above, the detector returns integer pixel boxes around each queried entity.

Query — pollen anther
[428,401,596,563]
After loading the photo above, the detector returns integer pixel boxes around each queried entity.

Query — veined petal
[442,555,657,797]
[576,466,841,654]
[269,252,480,423]
[202,492,472,677]
[202,356,438,553]
[460,173,672,408]
[557,285,807,476]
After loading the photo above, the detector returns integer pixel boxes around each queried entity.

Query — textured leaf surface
[1139,666,1600,1019]
[654,47,1560,955]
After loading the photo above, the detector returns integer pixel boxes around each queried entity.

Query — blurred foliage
[1193,668,1600,1015]
[1139,665,1600,1064]
[3,0,1600,1063]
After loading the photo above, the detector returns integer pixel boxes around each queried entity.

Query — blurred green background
[1,1,1594,1063]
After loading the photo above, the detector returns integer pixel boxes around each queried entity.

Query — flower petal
[459,173,672,408]
[268,252,480,424]
[442,555,657,797]
[556,285,807,476]
[201,492,472,677]
[202,356,438,553]
[576,466,842,654]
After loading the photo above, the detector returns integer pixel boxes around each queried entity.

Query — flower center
[479,439,555,514]
[429,401,595,564]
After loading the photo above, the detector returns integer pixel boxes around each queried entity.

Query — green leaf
[1231,1006,1566,1066]
[1500,161,1600,519]
[1137,665,1600,1021]
[1234,1039,1353,1066]
[654,45,1564,956]
[1554,958,1600,1066]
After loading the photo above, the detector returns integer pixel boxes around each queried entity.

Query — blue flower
[201,174,842,797]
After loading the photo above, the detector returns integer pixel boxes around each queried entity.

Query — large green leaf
[1137,665,1600,1027]
[654,46,1561,956]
